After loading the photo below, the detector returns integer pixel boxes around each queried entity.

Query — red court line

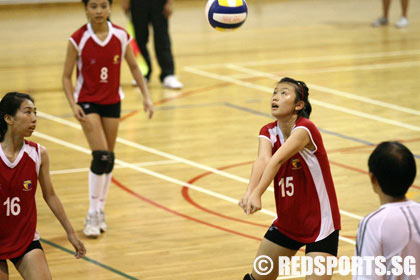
[327,144,373,154]
[181,161,269,228]
[181,163,348,253]
[342,235,356,239]
[181,159,419,234]
[120,82,231,121]
[153,82,231,106]
[329,160,420,190]
[111,178,353,258]
[330,160,368,175]
[120,110,139,122]
[112,177,262,242]
[120,75,268,122]
[327,137,420,155]
[181,160,360,227]
[396,137,420,144]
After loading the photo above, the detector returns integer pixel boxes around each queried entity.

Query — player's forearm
[253,160,281,197]
[247,158,269,193]
[121,0,130,14]
[131,66,151,99]
[62,77,77,109]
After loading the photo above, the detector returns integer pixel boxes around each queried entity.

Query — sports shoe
[98,210,107,233]
[395,17,409,28]
[83,212,100,238]
[371,17,388,27]
[162,75,183,89]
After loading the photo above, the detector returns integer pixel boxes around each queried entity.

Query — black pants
[130,0,175,82]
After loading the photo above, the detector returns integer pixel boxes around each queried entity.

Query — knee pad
[91,150,113,175]
[104,151,115,174]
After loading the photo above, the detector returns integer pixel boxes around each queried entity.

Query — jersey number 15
[279,176,294,197]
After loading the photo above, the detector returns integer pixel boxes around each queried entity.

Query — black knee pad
[104,151,115,174]
[91,150,113,175]
[243,274,255,280]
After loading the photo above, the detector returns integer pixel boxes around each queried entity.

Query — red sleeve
[259,120,277,137]
[111,23,132,42]
[70,25,87,44]
[259,124,270,138]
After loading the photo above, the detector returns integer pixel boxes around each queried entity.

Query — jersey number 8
[100,67,108,82]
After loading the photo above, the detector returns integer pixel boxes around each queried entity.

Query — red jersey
[0,140,41,259]
[259,118,341,243]
[70,22,132,105]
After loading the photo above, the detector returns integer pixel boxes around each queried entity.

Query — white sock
[99,172,112,212]
[88,171,105,214]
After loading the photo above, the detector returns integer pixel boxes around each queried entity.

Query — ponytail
[0,92,34,142]
[0,110,6,142]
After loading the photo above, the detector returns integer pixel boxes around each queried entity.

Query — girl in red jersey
[239,78,341,280]
[0,92,85,279]
[62,0,154,238]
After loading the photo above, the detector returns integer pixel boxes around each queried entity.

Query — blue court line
[315,128,375,147]
[223,102,420,159]
[38,100,418,278]
[157,102,223,110]
[224,102,273,119]
[143,100,419,158]
[40,238,138,280]
[52,99,420,158]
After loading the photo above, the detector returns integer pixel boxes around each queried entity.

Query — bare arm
[121,0,130,16]
[125,45,154,119]
[62,41,86,122]
[238,137,272,212]
[245,128,311,215]
[38,146,86,259]
[163,0,174,18]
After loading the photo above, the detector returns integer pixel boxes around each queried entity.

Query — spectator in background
[372,0,409,28]
[354,141,419,279]
[121,0,183,89]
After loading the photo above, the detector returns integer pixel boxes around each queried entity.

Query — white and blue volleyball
[205,0,248,31]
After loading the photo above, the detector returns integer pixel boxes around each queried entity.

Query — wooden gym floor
[0,0,419,279]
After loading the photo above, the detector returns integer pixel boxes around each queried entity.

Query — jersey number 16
[3,197,21,216]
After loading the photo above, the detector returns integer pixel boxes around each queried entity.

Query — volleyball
[205,0,248,31]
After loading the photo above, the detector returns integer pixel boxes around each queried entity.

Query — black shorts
[264,225,339,256]
[78,102,121,118]
[9,240,43,265]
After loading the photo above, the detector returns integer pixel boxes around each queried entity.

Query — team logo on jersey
[23,180,32,191]
[113,55,120,64]
[291,159,302,170]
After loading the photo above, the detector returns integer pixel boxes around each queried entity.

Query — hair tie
[298,82,305,101]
